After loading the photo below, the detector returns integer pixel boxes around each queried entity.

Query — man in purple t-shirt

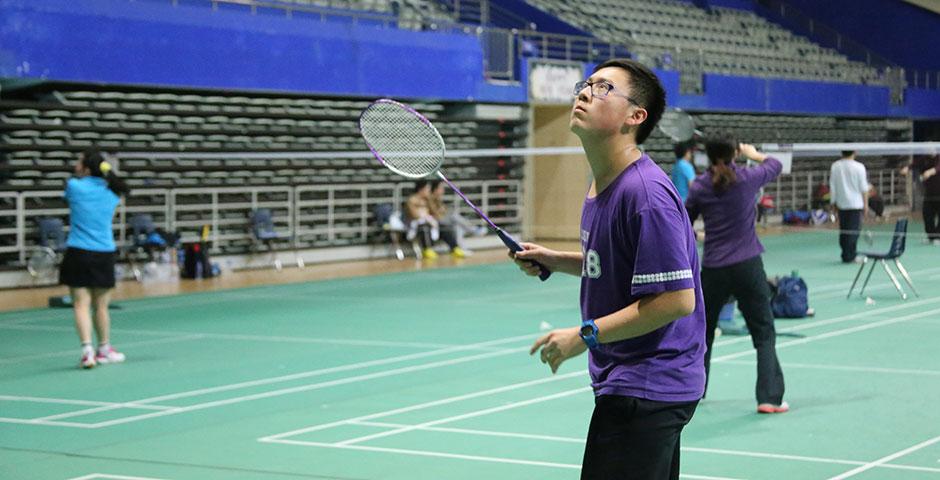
[512,59,705,480]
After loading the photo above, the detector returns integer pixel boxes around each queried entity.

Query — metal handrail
[202,0,399,27]
[0,180,524,267]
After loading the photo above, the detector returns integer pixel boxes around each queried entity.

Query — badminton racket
[359,98,551,281]
[658,108,702,143]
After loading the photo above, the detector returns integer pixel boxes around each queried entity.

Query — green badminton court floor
[2,224,939,479]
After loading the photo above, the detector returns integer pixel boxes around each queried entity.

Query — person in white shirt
[829,150,868,263]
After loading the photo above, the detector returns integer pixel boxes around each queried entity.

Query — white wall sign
[529,61,583,104]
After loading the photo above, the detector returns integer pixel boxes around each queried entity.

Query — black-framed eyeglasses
[574,80,639,106]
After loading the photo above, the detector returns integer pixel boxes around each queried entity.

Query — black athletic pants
[701,255,785,405]
[581,395,698,480]
[838,209,863,262]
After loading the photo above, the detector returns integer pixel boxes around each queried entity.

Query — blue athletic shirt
[671,158,696,202]
[63,177,120,252]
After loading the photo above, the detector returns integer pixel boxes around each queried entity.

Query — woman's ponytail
[82,149,130,196]
[704,132,739,193]
[710,161,737,192]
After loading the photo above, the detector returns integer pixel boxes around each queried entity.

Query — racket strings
[360,102,443,177]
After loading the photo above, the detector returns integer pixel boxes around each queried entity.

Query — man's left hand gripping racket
[359,98,551,281]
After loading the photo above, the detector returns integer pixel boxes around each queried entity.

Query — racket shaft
[437,173,551,281]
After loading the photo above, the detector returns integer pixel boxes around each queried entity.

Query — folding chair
[847,218,919,300]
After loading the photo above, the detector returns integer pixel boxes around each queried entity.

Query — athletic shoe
[96,346,126,364]
[757,401,789,414]
[933,239,940,246]
[451,247,466,259]
[422,248,438,260]
[80,351,96,369]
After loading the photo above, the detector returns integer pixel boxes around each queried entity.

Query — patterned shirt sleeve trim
[633,269,694,285]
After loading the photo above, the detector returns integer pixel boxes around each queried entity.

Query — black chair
[847,218,919,300]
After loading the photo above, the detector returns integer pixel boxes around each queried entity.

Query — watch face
[580,325,594,337]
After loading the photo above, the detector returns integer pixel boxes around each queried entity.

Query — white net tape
[359,101,444,178]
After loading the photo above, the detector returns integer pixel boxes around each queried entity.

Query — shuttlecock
[865,297,876,306]
[539,321,554,331]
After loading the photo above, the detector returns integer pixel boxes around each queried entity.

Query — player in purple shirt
[511,59,705,480]
[685,131,788,414]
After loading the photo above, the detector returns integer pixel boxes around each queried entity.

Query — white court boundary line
[265,440,743,480]
[0,323,473,353]
[721,360,940,377]
[68,475,169,480]
[0,334,206,366]
[258,302,940,475]
[0,334,535,428]
[335,387,592,446]
[713,305,940,362]
[260,371,587,442]
[347,421,940,474]
[808,264,940,297]
[0,395,172,411]
[262,384,940,477]
[261,381,940,477]
[713,295,940,348]
[827,434,940,479]
[4,278,938,430]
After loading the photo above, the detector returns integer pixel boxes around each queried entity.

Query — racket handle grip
[497,229,551,281]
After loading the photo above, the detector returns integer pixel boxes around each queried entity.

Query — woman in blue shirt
[61,149,129,369]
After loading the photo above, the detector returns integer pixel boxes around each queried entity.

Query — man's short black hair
[673,141,694,159]
[592,58,666,145]
[841,150,856,158]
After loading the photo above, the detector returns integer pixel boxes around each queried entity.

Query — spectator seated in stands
[428,180,486,259]
[404,180,441,260]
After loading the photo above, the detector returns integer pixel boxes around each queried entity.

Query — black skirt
[59,247,116,289]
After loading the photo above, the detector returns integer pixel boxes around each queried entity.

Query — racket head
[359,99,445,179]
[658,108,696,142]
[27,247,56,278]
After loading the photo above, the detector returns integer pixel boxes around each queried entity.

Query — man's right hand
[510,242,556,277]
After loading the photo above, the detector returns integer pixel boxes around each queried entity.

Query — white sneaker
[96,346,126,364]
[932,240,940,246]
[79,350,96,369]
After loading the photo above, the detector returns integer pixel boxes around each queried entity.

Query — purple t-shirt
[580,154,706,403]
[685,157,782,268]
